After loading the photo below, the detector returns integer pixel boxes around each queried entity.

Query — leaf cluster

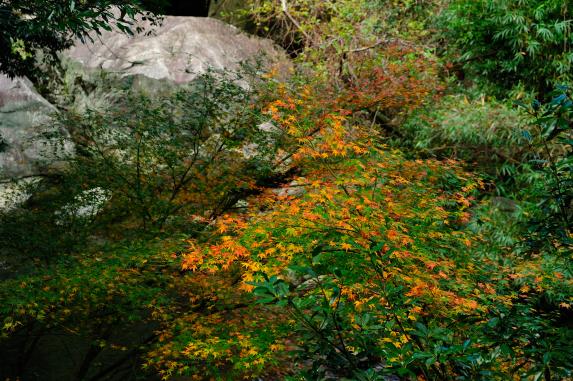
[0,0,157,79]
[438,0,572,95]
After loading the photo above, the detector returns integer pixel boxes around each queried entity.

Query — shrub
[438,0,573,95]
[58,69,280,232]
[517,86,573,252]
[399,94,534,182]
[0,239,187,380]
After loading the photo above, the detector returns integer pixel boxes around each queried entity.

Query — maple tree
[147,64,571,379]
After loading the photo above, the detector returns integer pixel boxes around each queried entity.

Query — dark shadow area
[0,322,159,381]
[165,0,211,16]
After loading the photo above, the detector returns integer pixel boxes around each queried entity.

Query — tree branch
[280,0,311,41]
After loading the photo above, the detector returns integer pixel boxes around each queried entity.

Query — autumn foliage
[1,1,572,380]
[143,65,573,379]
[123,70,504,379]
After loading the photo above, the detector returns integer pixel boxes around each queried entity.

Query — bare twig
[346,38,416,53]
[280,0,311,41]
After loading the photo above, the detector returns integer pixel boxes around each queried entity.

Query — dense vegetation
[0,0,161,78]
[1,0,571,380]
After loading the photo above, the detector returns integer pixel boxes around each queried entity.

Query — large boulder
[0,16,286,210]
[0,75,72,180]
[66,16,285,84]
[0,75,73,210]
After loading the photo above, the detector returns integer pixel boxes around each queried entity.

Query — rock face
[0,75,72,180]
[66,16,284,84]
[1,16,285,210]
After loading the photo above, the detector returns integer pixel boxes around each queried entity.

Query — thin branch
[346,38,416,54]
[347,39,388,53]
[280,0,311,41]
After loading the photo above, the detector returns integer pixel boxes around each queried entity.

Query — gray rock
[0,177,42,211]
[66,16,285,84]
[56,187,111,223]
[491,196,518,212]
[0,75,73,180]
[273,178,307,198]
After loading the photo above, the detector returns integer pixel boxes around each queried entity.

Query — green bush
[438,0,572,95]
[401,86,572,251]
[0,183,90,265]
[517,86,573,252]
[0,239,187,380]
[58,70,279,232]
[400,94,533,181]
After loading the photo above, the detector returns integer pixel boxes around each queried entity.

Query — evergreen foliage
[0,0,156,78]
[439,0,572,94]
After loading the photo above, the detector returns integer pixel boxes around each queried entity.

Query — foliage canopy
[0,0,156,78]
[0,0,572,380]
